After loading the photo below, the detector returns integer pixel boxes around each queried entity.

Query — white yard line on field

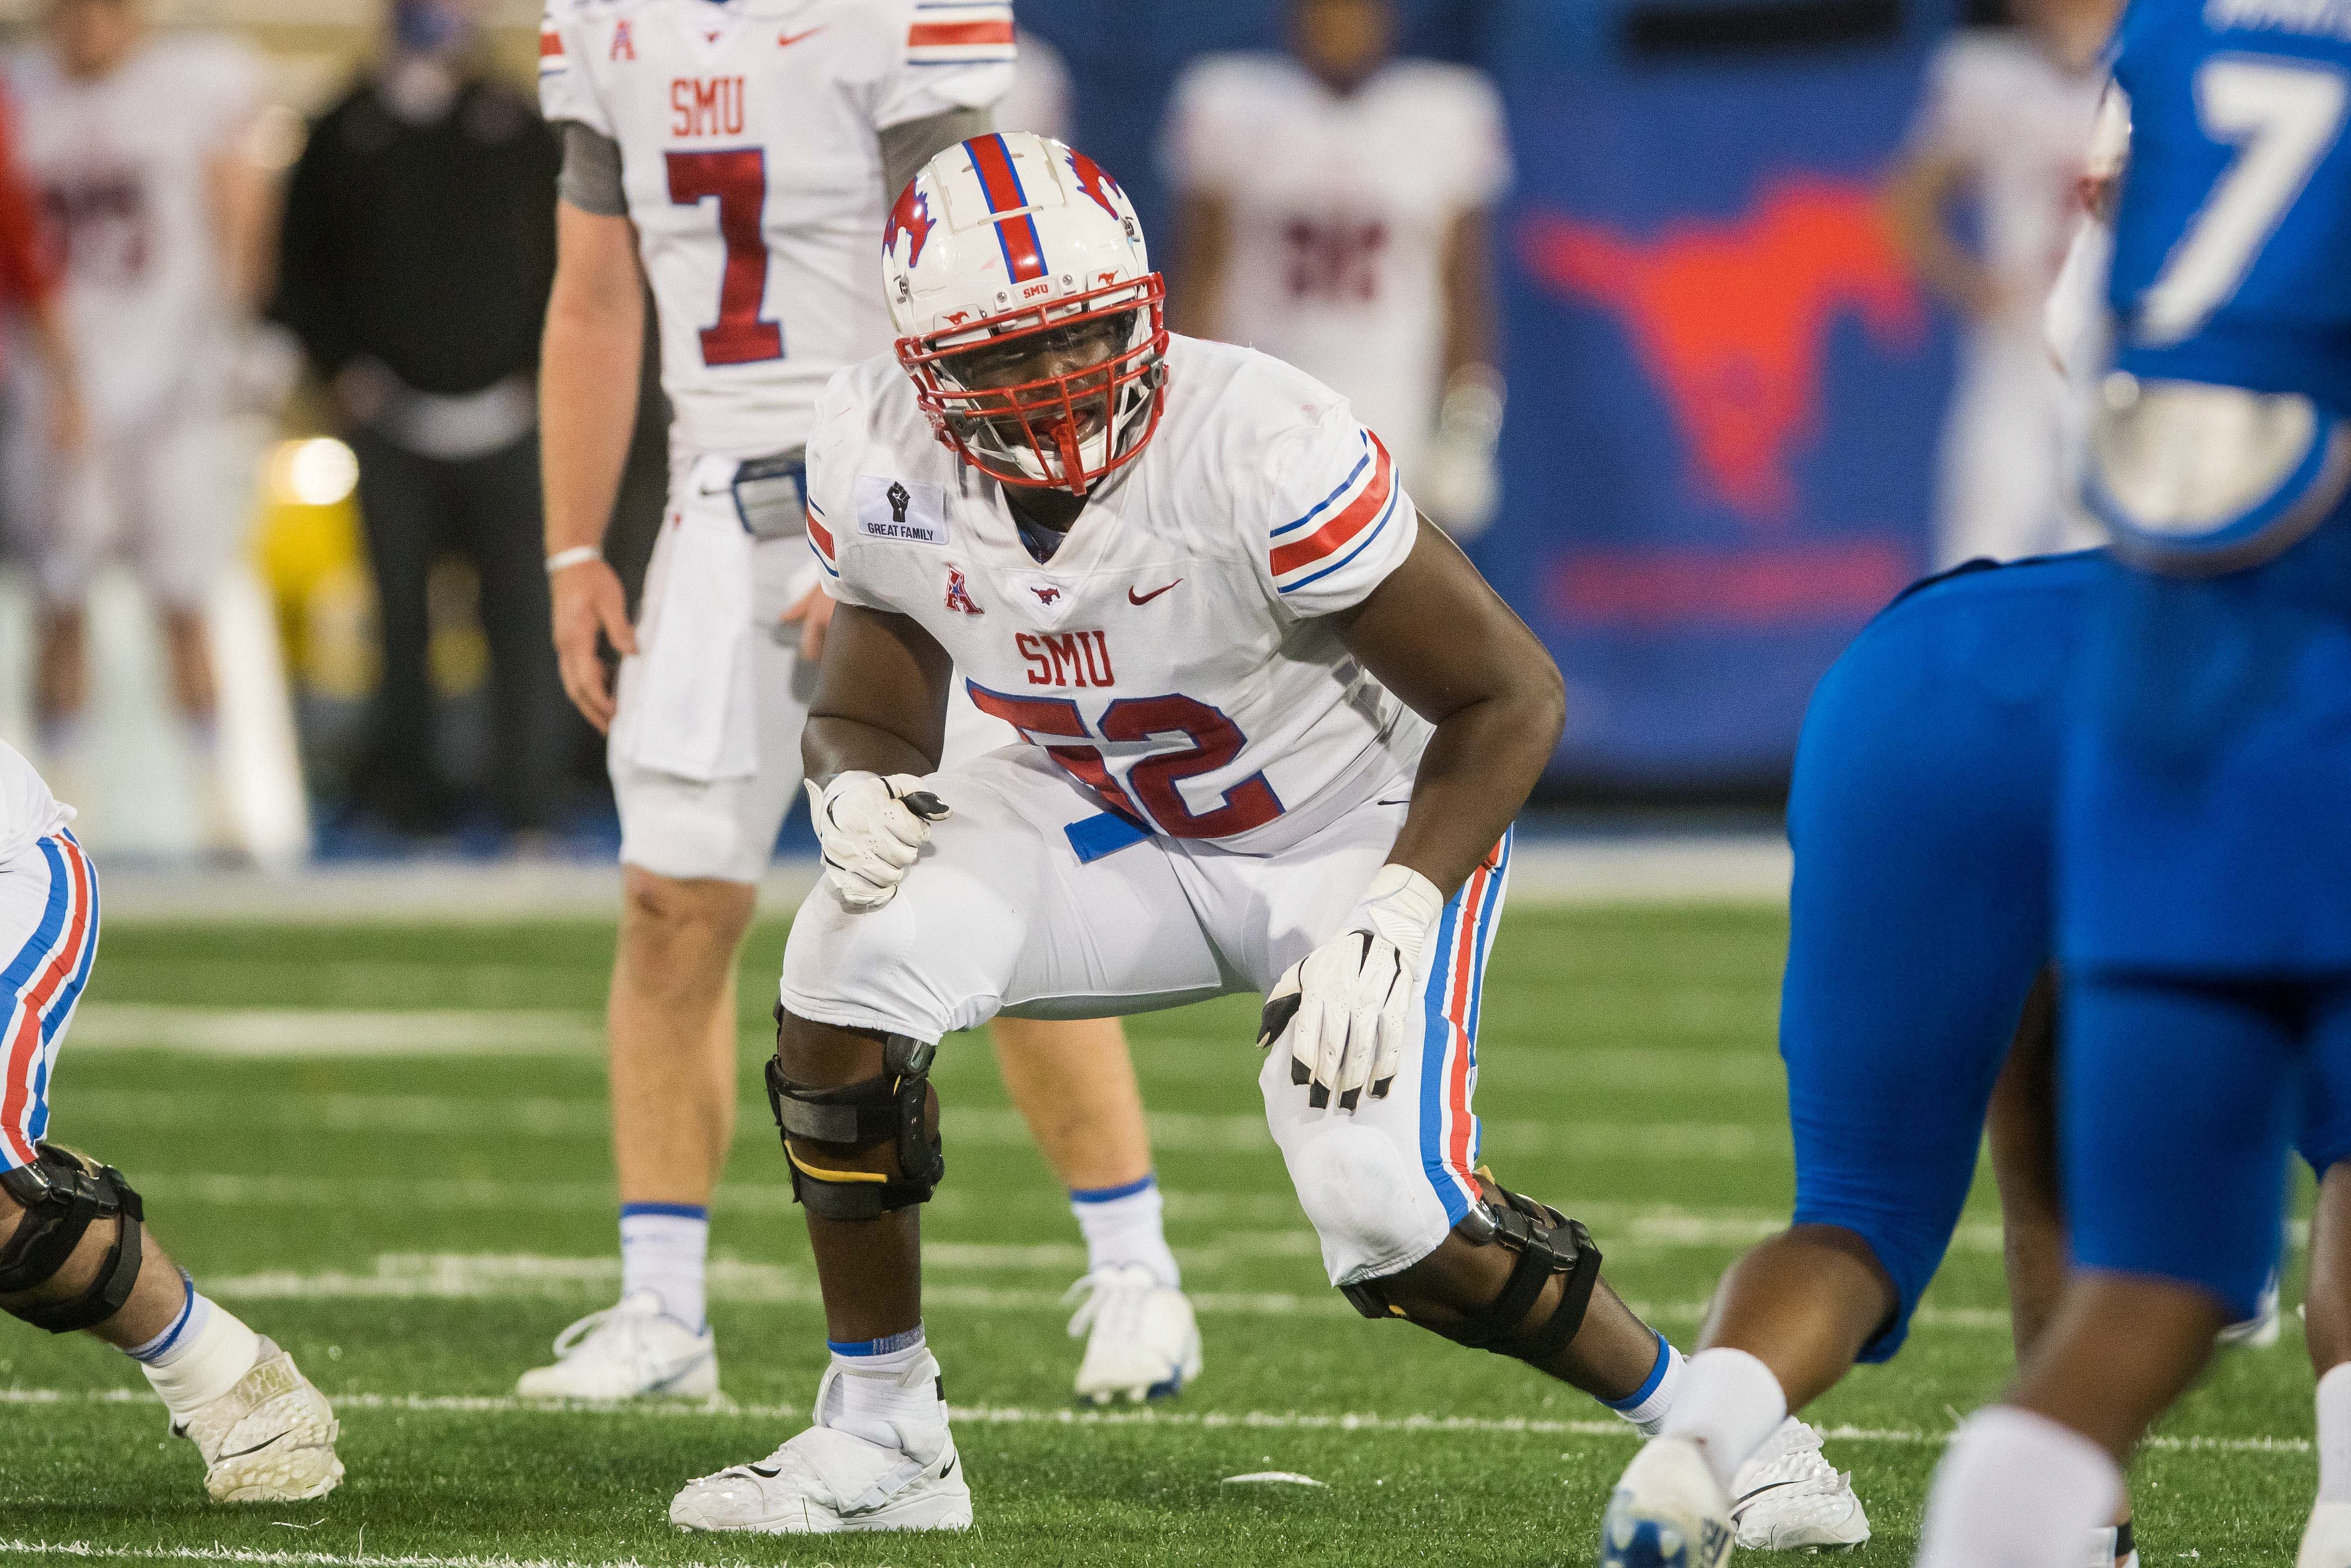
[0,1389,2309,1457]
[140,1173,2038,1257]
[72,1090,1789,1161]
[67,1005,600,1058]
[190,1253,2032,1332]
[0,1539,746,1568]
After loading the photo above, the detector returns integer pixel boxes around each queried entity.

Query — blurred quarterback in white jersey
[3,0,274,817]
[534,0,1196,1408]
[1164,0,1509,537]
[1884,0,2118,568]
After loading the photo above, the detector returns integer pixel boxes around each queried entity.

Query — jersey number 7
[2139,57,2348,345]
[666,148,785,366]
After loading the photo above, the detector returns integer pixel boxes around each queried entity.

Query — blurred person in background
[3,0,274,834]
[271,0,563,840]
[0,76,86,493]
[531,0,1197,1406]
[1883,0,2118,569]
[997,26,1072,140]
[1164,0,1509,538]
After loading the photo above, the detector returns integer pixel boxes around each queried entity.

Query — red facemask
[896,274,1169,497]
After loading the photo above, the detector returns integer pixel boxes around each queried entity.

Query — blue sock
[619,1202,709,1330]
[1601,1332,1684,1435]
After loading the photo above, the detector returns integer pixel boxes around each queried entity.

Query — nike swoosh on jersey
[1127,580,1180,605]
[777,26,823,45]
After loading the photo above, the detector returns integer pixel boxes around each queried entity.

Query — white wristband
[545,546,603,576]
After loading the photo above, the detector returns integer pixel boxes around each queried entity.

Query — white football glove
[1257,864,1445,1111]
[804,772,951,911]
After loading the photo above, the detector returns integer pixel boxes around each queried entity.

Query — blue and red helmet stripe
[965,134,1047,284]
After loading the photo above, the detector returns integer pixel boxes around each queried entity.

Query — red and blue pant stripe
[0,831,98,1170]
[1418,829,1512,1225]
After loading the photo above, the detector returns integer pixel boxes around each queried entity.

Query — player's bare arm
[798,604,955,912]
[803,604,953,784]
[540,196,644,730]
[1332,520,1563,899]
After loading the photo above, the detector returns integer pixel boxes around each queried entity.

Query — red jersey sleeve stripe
[539,26,564,57]
[807,506,835,560]
[908,19,1015,47]
[1269,435,1394,578]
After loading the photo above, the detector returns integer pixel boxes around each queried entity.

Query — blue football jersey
[2106,0,2351,412]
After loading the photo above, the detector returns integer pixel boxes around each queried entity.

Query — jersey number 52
[966,684,1284,839]
[666,148,786,365]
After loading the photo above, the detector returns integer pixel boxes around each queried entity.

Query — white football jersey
[0,740,72,865]
[1906,29,2106,327]
[539,0,1013,457]
[806,335,1431,850]
[1163,55,1509,480]
[5,34,262,430]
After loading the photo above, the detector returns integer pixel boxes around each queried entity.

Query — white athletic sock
[1070,1175,1180,1289]
[1917,1405,2122,1568]
[819,1327,943,1449]
[132,1282,262,1420]
[1658,1346,1788,1489]
[1601,1332,1685,1436]
[2319,1363,2351,1502]
[619,1203,709,1330]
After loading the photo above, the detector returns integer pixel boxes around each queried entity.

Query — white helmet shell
[885,131,1151,343]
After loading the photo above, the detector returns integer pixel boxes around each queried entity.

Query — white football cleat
[516,1290,717,1400]
[1600,1435,1735,1568]
[1731,1417,1871,1551]
[2088,1520,2140,1568]
[174,1337,343,1503]
[670,1354,971,1533]
[2219,1270,2282,1349]
[2299,1499,2351,1568]
[1064,1263,1203,1404]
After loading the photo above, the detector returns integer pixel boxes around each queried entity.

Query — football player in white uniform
[0,738,341,1502]
[3,0,275,815]
[1882,0,2117,568]
[665,132,1867,1540]
[534,0,1194,1406]
[1164,0,1508,535]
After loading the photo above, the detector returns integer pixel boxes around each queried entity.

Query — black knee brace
[0,1144,144,1333]
[1341,1170,1601,1366]
[766,1029,944,1222]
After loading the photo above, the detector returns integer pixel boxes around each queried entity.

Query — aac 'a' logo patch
[854,474,948,546]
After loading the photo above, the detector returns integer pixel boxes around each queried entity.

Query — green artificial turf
[0,907,2319,1565]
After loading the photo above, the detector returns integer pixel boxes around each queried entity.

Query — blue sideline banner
[1482,35,1954,789]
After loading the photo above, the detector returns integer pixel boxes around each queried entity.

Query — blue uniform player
[1600,552,2351,1568]
[1909,0,2351,1560]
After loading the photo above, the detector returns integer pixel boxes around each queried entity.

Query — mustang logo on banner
[1481,38,1951,789]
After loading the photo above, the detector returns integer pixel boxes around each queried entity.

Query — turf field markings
[0,1392,2313,1456]
[72,1092,1792,1159]
[190,1253,2037,1331]
[127,1174,2072,1257]
[65,1005,600,1057]
[0,1538,756,1568]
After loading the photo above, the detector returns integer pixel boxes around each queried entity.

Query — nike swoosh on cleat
[1127,580,1180,605]
[216,1432,288,1461]
[1732,1477,1801,1513]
